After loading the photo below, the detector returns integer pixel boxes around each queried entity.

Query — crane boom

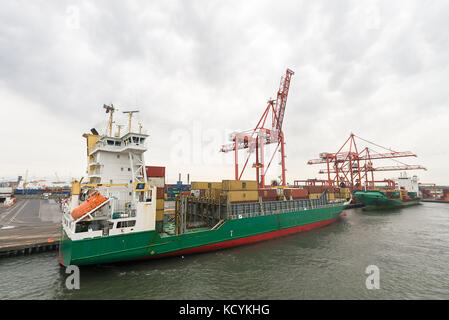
[319,165,426,174]
[273,69,294,131]
[307,151,418,165]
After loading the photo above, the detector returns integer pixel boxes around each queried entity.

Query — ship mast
[123,110,139,133]
[103,104,116,137]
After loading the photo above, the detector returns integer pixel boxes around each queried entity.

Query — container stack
[191,182,223,199]
[190,180,259,203]
[146,166,165,232]
[222,180,258,203]
[335,187,351,200]
[283,188,309,200]
[258,188,278,201]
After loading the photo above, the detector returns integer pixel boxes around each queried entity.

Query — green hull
[60,204,345,266]
[353,190,421,210]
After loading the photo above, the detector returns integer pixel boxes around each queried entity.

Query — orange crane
[307,133,426,190]
[220,69,294,188]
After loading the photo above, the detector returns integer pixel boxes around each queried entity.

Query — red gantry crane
[220,69,294,188]
[307,133,426,190]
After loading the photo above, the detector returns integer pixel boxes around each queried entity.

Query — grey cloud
[0,0,448,183]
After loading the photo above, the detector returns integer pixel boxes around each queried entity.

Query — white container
[147,177,165,188]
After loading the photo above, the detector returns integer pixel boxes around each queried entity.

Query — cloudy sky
[0,0,448,185]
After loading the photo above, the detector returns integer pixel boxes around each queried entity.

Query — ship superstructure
[61,107,157,243]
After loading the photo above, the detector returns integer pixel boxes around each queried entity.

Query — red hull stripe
[137,214,342,262]
[59,246,66,267]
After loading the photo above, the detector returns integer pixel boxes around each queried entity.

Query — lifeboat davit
[71,191,108,220]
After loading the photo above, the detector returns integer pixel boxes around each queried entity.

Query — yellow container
[327,193,335,200]
[340,188,351,197]
[156,209,164,221]
[156,199,164,210]
[212,188,222,198]
[205,188,222,199]
[191,181,222,190]
[222,180,258,191]
[191,182,210,190]
[225,190,258,202]
[209,182,222,190]
[309,193,322,200]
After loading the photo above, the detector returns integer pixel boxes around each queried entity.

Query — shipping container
[309,193,322,200]
[148,177,165,188]
[291,188,309,199]
[212,188,222,198]
[209,182,222,190]
[222,180,258,191]
[191,182,209,190]
[305,186,329,194]
[156,187,164,199]
[156,199,164,210]
[156,209,164,221]
[225,190,259,202]
[145,166,165,178]
[205,188,222,199]
[191,181,222,190]
[259,189,277,198]
[155,220,163,232]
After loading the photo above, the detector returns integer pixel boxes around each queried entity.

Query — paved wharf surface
[422,199,449,203]
[0,198,62,257]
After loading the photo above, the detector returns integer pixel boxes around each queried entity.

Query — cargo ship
[59,108,349,266]
[353,174,421,210]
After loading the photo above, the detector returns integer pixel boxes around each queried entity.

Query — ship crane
[220,69,294,188]
[307,133,426,190]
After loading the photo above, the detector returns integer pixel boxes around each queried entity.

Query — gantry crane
[220,69,294,188]
[307,133,426,190]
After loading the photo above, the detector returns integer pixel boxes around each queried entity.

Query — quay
[421,199,449,203]
[0,197,62,258]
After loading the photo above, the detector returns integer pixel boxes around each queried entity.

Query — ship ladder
[211,219,226,230]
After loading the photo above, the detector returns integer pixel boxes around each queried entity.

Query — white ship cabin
[394,172,419,193]
[62,116,158,241]
[62,184,157,241]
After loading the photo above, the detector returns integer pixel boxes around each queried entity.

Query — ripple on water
[1,203,449,299]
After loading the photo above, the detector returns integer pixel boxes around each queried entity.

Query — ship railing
[228,196,343,220]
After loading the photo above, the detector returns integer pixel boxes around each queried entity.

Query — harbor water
[1,202,448,300]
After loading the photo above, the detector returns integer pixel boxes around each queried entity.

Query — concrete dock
[422,199,449,203]
[0,197,62,257]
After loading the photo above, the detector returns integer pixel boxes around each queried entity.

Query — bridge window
[117,220,136,228]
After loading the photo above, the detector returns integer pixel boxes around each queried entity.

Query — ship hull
[60,204,345,266]
[353,191,421,211]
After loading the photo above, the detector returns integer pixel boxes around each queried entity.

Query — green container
[156,221,163,233]
[408,192,417,199]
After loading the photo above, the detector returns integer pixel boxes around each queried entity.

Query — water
[1,202,449,300]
